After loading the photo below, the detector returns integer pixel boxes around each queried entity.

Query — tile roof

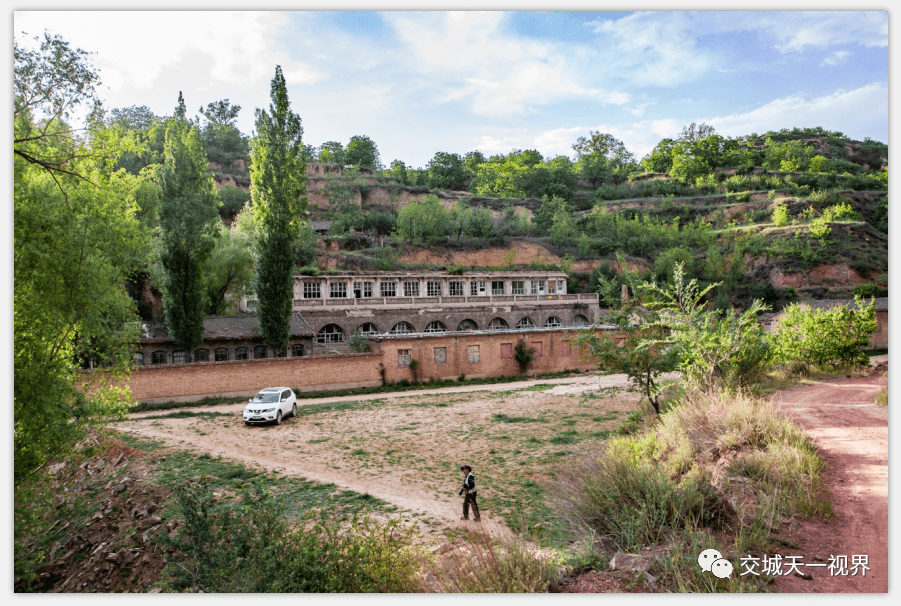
[798,297,888,312]
[140,314,313,344]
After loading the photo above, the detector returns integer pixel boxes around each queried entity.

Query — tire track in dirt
[769,373,888,593]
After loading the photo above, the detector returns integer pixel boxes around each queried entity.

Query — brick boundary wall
[97,328,607,404]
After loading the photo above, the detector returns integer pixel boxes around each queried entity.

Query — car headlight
[264,407,275,412]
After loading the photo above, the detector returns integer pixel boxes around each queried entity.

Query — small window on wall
[491,280,505,295]
[151,351,167,365]
[468,345,480,363]
[398,349,411,367]
[133,352,145,366]
[380,282,397,297]
[548,281,556,295]
[516,317,536,329]
[544,316,562,328]
[303,282,321,299]
[403,281,420,297]
[354,282,373,298]
[488,317,509,331]
[391,321,414,334]
[317,324,345,344]
[215,348,229,362]
[557,279,566,294]
[194,349,209,362]
[571,315,590,327]
[511,280,525,295]
[291,343,305,357]
[500,343,513,359]
[531,342,543,358]
[173,350,188,364]
[427,281,442,296]
[449,281,464,296]
[434,347,446,365]
[235,347,249,360]
[253,345,268,359]
[424,321,446,333]
[330,282,348,298]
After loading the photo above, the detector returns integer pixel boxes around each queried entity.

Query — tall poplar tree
[158,91,221,351]
[250,66,307,349]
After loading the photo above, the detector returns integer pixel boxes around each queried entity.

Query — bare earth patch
[115,374,637,539]
[768,368,888,593]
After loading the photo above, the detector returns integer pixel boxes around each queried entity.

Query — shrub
[421,528,557,593]
[514,338,536,374]
[771,201,789,226]
[773,295,877,370]
[165,480,423,592]
[347,330,371,353]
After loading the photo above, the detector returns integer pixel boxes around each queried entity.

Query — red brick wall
[113,329,602,403]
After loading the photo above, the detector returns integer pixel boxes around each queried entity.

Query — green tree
[573,265,678,413]
[394,194,450,245]
[533,194,572,233]
[572,131,636,185]
[669,133,738,184]
[773,297,876,371]
[640,263,772,392]
[640,138,676,173]
[199,99,241,126]
[218,184,252,220]
[14,31,148,476]
[344,134,381,169]
[250,65,308,349]
[317,140,345,164]
[204,225,253,315]
[157,93,222,351]
[387,159,409,184]
[427,151,466,190]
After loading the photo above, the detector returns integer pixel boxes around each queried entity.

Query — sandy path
[769,372,888,593]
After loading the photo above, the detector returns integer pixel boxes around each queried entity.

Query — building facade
[241,271,601,353]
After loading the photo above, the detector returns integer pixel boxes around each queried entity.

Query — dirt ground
[107,366,889,594]
[768,364,889,593]
[116,373,639,539]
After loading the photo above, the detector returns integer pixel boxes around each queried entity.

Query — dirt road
[769,371,888,593]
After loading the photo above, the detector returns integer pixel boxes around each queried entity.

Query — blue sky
[13,4,889,169]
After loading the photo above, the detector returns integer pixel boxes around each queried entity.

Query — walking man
[458,464,481,522]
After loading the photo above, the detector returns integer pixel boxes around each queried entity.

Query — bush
[165,480,423,592]
[421,528,557,593]
[347,330,371,353]
[773,295,877,370]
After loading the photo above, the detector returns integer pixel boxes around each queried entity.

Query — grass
[551,387,833,592]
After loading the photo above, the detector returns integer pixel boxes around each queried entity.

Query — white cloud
[705,83,888,142]
[383,12,629,117]
[821,50,851,67]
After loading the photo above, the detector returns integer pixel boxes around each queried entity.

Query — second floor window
[330,282,347,298]
[403,281,420,297]
[303,282,321,299]
[449,281,464,296]
[511,280,525,295]
[380,282,397,297]
[492,280,505,295]
[427,281,442,296]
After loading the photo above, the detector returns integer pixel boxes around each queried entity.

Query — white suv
[243,387,297,425]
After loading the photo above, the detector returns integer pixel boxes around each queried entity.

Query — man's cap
[460,464,472,471]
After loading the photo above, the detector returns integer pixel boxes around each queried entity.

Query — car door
[280,390,290,415]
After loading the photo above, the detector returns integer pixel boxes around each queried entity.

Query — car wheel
[275,410,282,425]
[291,403,297,418]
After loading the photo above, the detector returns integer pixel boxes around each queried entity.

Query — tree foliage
[14,32,148,477]
[157,95,222,351]
[344,134,381,170]
[250,65,307,349]
[572,131,636,185]
[394,195,451,245]
[427,151,465,190]
[204,225,253,315]
[773,297,877,370]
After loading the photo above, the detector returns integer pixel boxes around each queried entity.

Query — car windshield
[253,392,279,403]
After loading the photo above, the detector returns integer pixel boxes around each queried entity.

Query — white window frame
[329,282,348,298]
[303,282,322,299]
[424,321,446,333]
[427,281,442,296]
[380,282,397,297]
[491,280,505,295]
[403,281,420,297]
[449,281,464,296]
[397,349,411,367]
[511,280,525,295]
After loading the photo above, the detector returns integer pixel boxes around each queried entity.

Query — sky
[12,4,890,169]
